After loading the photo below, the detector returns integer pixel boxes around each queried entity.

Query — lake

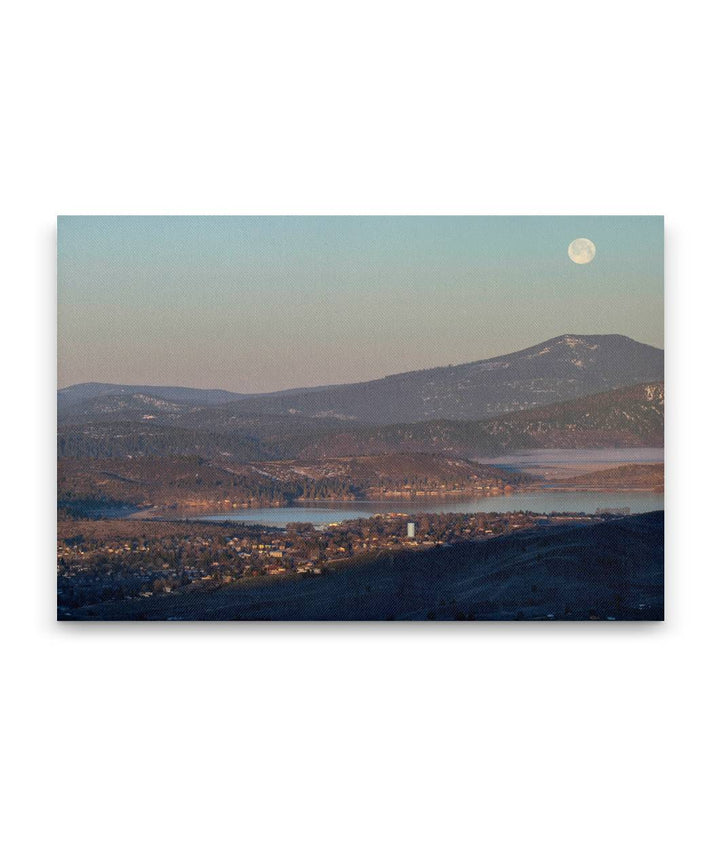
[194,490,663,528]
[192,447,664,528]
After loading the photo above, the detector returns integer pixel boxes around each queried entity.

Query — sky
[57,216,664,392]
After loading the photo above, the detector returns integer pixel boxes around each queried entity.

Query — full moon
[568,237,596,264]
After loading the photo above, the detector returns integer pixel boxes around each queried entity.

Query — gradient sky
[58,216,664,392]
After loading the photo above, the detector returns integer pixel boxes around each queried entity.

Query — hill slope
[548,463,664,490]
[302,382,665,457]
[58,452,527,513]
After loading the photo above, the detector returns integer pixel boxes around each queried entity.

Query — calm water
[195,491,663,528]
[194,447,664,528]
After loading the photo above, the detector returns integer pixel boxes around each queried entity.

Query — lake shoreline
[122,483,664,521]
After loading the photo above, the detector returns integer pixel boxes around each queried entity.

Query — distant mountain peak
[58,334,663,426]
[523,333,651,352]
[217,333,663,423]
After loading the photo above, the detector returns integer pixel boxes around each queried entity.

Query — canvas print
[57,216,664,621]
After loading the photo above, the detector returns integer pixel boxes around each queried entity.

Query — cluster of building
[57,509,605,612]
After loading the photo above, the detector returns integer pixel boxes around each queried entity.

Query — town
[58,508,619,616]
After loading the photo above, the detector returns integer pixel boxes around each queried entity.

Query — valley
[57,333,665,621]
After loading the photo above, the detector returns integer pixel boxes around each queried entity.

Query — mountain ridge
[59,333,664,425]
[58,382,664,461]
[299,382,665,457]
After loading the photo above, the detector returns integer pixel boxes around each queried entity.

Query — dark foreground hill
[65,512,664,621]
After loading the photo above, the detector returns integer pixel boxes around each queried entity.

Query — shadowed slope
[65,512,663,621]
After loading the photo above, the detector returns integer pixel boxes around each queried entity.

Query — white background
[2,2,718,854]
